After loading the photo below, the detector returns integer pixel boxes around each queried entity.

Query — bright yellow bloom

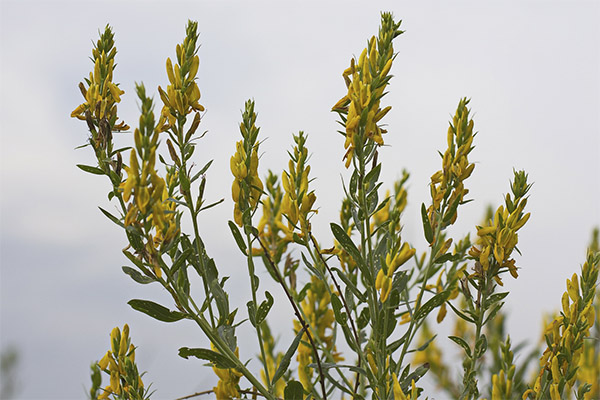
[71,25,129,136]
[332,13,403,168]
[158,21,204,131]
[280,131,317,236]
[212,345,243,399]
[230,100,263,227]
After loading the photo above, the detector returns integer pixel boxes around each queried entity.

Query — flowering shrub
[72,13,599,400]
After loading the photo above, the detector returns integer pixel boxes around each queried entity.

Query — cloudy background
[1,1,598,398]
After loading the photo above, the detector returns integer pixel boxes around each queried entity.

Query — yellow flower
[280,131,317,236]
[332,13,403,168]
[211,345,242,400]
[158,20,204,130]
[71,25,128,134]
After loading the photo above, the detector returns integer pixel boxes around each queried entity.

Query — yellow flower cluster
[375,242,415,303]
[294,275,343,391]
[523,251,599,400]
[231,101,263,227]
[119,86,179,269]
[211,344,242,399]
[428,98,475,233]
[157,20,204,130]
[332,13,403,168]
[95,325,146,400]
[469,170,531,285]
[280,132,316,236]
[71,25,129,148]
[253,172,291,261]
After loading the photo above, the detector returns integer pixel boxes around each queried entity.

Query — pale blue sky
[1,1,599,398]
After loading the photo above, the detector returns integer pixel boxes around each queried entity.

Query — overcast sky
[1,1,599,399]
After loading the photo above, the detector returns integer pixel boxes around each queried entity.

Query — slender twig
[309,233,362,395]
[174,388,284,400]
[254,233,328,400]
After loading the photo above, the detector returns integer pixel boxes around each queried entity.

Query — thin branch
[174,388,283,400]
[254,233,328,400]
[309,233,362,395]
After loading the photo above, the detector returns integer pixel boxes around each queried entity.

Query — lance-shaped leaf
[255,291,273,325]
[421,203,434,244]
[331,223,368,279]
[178,347,236,369]
[128,299,186,322]
[272,327,305,385]
[449,335,472,357]
[77,164,105,175]
[413,290,450,321]
[99,206,124,228]
[122,266,154,284]
[330,293,347,325]
[228,221,247,254]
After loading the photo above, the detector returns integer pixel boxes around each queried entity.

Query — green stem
[396,222,442,372]
[462,272,489,400]
[246,230,271,389]
[254,234,328,400]
[189,312,275,400]
[308,234,361,395]
[174,116,216,328]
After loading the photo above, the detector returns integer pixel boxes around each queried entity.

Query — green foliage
[73,13,600,400]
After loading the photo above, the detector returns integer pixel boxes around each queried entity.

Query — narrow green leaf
[125,229,144,252]
[474,334,487,359]
[199,198,224,212]
[247,300,257,327]
[446,301,476,323]
[421,203,434,244]
[210,279,229,324]
[357,307,370,330]
[77,164,105,175]
[449,335,472,357]
[255,291,274,325]
[401,364,430,391]
[128,299,185,322]
[434,252,460,264]
[171,248,193,274]
[330,223,368,279]
[217,325,237,353]
[332,267,366,302]
[442,195,462,225]
[122,250,145,270]
[487,292,509,307]
[330,293,347,325]
[415,334,438,352]
[228,221,247,254]
[197,159,214,176]
[387,336,406,353]
[284,380,304,400]
[272,327,305,385]
[122,266,154,284]
[414,290,450,321]
[483,302,505,325]
[178,347,235,369]
[98,206,124,228]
